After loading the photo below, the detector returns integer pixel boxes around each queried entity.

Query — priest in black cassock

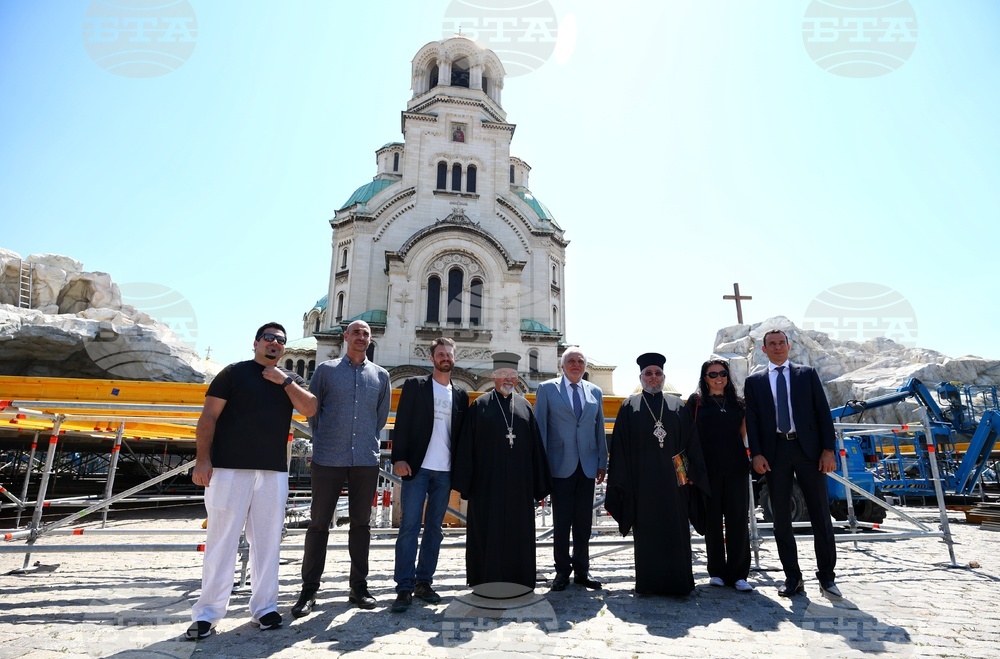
[453,352,552,589]
[606,352,709,596]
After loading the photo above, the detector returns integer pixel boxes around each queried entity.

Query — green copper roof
[515,190,555,221]
[520,319,558,334]
[341,179,396,210]
[347,309,387,326]
[313,294,327,311]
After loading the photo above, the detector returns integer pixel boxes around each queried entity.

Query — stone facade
[312,37,574,391]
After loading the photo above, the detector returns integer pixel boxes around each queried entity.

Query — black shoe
[349,587,377,610]
[185,620,214,640]
[252,611,282,630]
[778,577,805,597]
[291,590,316,618]
[574,574,603,590]
[413,582,442,603]
[550,573,570,592]
[819,581,842,599]
[391,591,412,612]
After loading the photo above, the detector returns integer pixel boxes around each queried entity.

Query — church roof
[340,178,396,210]
[515,190,555,221]
[347,309,387,326]
[313,294,327,311]
[520,319,558,334]
[284,336,317,351]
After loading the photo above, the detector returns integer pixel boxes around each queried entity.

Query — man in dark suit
[534,348,607,591]
[744,329,841,599]
[390,337,469,612]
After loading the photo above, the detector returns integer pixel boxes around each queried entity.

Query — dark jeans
[550,462,596,577]
[393,467,451,592]
[301,463,379,593]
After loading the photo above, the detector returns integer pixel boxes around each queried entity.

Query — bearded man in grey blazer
[534,347,607,591]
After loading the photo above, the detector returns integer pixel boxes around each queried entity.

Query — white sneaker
[709,577,725,587]
[734,579,754,592]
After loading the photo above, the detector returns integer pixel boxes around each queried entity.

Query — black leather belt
[776,431,798,440]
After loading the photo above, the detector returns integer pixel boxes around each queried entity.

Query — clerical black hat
[636,352,666,370]
[492,351,521,372]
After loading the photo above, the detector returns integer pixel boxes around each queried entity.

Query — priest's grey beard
[641,383,663,394]
[497,382,515,396]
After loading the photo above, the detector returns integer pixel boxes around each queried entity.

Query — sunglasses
[259,333,287,345]
[706,371,728,379]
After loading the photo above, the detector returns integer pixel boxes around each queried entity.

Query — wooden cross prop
[723,283,752,324]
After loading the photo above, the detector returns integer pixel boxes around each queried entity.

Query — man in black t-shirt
[186,322,317,640]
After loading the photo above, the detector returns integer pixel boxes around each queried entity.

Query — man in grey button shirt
[293,320,391,615]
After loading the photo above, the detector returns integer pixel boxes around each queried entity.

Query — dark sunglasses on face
[706,371,728,379]
[259,333,286,345]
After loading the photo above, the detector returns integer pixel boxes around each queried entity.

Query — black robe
[453,391,553,589]
[607,391,709,596]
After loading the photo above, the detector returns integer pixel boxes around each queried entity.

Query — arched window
[307,360,316,380]
[451,57,470,87]
[529,349,539,374]
[552,305,558,330]
[341,248,348,269]
[296,360,305,378]
[426,276,441,323]
[429,65,439,89]
[314,316,321,333]
[447,267,463,324]
[437,161,447,189]
[392,152,399,172]
[336,293,345,322]
[470,278,483,326]
[467,165,477,193]
[285,359,293,370]
[451,163,462,192]
[551,263,558,285]
[509,164,515,184]
[366,342,375,363]
[482,76,490,95]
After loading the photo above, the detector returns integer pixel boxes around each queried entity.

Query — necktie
[775,366,791,433]
[571,382,583,421]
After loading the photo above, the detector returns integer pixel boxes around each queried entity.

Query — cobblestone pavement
[1,506,998,658]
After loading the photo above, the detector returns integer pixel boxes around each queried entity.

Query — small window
[341,248,348,270]
[437,161,447,189]
[447,267,463,324]
[314,316,321,333]
[285,359,293,370]
[451,58,470,88]
[392,152,399,172]
[429,65,439,89]
[336,293,345,322]
[551,263,557,285]
[296,360,305,377]
[470,278,482,326]
[529,350,539,374]
[426,276,441,323]
[552,305,558,330]
[467,165,477,193]
[307,360,316,380]
[509,164,515,184]
[451,163,462,191]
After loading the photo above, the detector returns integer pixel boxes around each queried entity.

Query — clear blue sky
[3,1,998,395]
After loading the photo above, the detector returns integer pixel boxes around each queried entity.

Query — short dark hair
[431,336,455,354]
[255,322,287,340]
[762,329,788,344]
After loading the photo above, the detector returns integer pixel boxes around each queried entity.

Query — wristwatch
[282,376,294,388]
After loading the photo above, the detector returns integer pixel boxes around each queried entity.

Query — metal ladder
[18,260,33,308]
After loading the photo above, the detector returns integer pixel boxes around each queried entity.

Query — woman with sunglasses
[686,359,753,592]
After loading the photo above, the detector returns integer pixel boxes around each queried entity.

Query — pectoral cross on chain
[506,427,516,448]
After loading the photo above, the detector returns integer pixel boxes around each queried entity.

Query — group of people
[186,322,841,640]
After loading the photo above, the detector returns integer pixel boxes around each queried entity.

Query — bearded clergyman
[453,352,552,589]
[606,352,709,596]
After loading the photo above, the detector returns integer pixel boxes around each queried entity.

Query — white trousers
[190,468,288,624]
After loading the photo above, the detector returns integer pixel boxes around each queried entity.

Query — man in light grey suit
[534,347,607,591]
